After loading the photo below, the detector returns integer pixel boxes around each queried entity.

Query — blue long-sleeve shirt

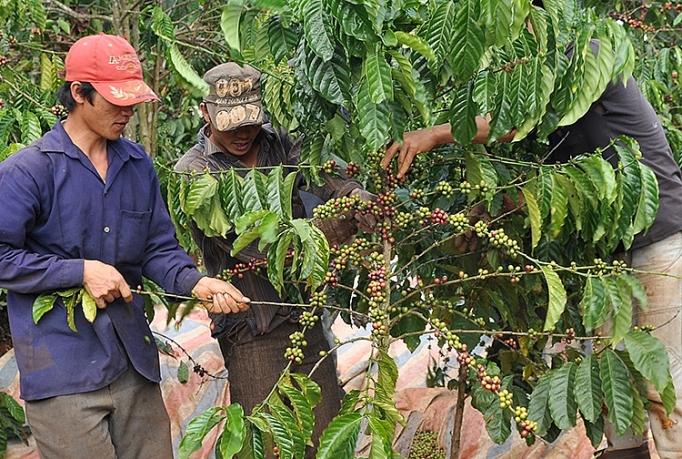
[0,121,203,401]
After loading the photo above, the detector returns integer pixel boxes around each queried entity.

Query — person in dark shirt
[175,62,374,459]
[381,47,682,458]
[0,33,249,459]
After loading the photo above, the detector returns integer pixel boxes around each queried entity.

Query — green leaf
[449,81,478,145]
[548,362,577,430]
[168,44,210,97]
[450,0,486,83]
[303,0,334,61]
[394,31,435,61]
[219,403,246,458]
[262,412,296,459]
[366,416,393,459]
[632,162,659,235]
[574,354,602,423]
[356,79,391,151]
[242,169,268,212]
[629,379,647,435]
[21,111,41,145]
[522,187,542,250]
[40,53,55,91]
[184,173,218,215]
[268,15,298,64]
[178,407,226,459]
[270,405,307,459]
[290,373,322,408]
[364,44,393,104]
[578,154,617,204]
[33,293,57,324]
[81,290,97,323]
[600,349,633,436]
[528,374,553,436]
[549,173,570,239]
[541,265,567,331]
[178,361,189,383]
[317,413,363,459]
[220,169,244,222]
[661,379,677,417]
[581,276,607,332]
[624,331,672,395]
[422,0,456,69]
[222,0,245,55]
[151,6,175,40]
[279,384,315,441]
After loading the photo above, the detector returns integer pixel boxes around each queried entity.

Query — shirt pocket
[117,209,152,265]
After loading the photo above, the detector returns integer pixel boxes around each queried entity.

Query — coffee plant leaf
[178,406,226,459]
[574,354,602,423]
[317,412,363,459]
[600,349,634,436]
[547,361,577,430]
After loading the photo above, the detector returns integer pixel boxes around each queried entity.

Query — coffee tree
[165,0,682,458]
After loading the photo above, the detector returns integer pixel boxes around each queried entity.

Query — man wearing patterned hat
[0,34,250,458]
[176,62,376,458]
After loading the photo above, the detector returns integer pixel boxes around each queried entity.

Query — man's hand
[382,127,450,179]
[83,260,133,309]
[193,277,250,314]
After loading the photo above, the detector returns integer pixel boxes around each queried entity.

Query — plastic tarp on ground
[0,307,616,459]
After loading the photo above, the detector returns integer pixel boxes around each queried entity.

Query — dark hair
[56,82,98,113]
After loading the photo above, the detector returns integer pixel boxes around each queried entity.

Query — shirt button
[104,227,110,233]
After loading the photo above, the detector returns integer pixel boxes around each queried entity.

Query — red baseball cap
[65,33,160,106]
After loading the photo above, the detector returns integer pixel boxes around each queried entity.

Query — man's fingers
[119,283,133,302]
[381,142,400,170]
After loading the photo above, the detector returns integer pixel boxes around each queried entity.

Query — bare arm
[381,116,516,179]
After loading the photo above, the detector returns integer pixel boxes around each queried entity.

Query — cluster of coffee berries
[309,291,328,309]
[322,159,336,174]
[488,228,520,256]
[299,310,319,328]
[407,430,445,459]
[518,419,538,438]
[611,259,628,273]
[323,271,339,286]
[565,327,575,344]
[366,266,387,308]
[478,366,502,392]
[284,346,305,364]
[610,12,656,33]
[50,104,68,117]
[193,364,207,378]
[431,318,461,349]
[592,257,608,275]
[499,264,522,283]
[330,237,369,265]
[432,275,448,285]
[0,55,8,67]
[449,213,470,233]
[346,161,360,178]
[369,308,389,337]
[410,188,425,199]
[273,445,281,459]
[498,389,513,408]
[0,98,4,109]
[393,211,413,229]
[218,257,265,280]
[312,195,356,219]
[633,324,656,333]
[456,344,475,366]
[416,207,431,226]
[474,220,489,238]
[435,181,454,198]
[429,208,449,226]
[503,337,517,349]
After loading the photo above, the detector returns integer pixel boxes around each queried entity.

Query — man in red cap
[0,33,250,458]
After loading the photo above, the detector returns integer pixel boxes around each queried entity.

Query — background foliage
[1,0,682,458]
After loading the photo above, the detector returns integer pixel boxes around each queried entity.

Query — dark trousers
[219,320,341,459]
